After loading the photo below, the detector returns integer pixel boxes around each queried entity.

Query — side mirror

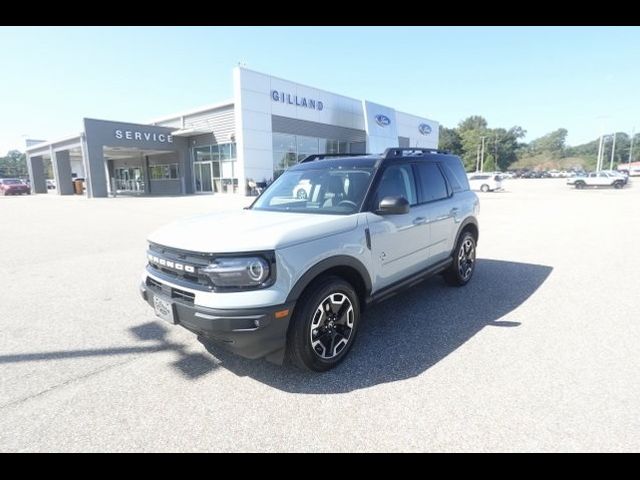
[377,196,410,215]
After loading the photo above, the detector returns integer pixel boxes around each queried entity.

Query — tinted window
[417,163,449,202]
[442,161,470,192]
[373,164,417,206]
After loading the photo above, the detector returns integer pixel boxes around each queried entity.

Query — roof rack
[299,153,370,163]
[382,147,449,159]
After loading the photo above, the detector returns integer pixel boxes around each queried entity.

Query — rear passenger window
[417,163,449,202]
[442,162,470,192]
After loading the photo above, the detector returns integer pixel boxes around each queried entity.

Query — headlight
[200,256,271,288]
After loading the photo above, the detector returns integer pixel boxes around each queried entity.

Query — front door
[194,161,213,193]
[365,163,430,291]
[114,167,144,193]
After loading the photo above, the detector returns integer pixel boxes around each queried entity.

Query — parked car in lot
[140,148,480,371]
[467,173,503,192]
[600,170,629,184]
[46,179,56,189]
[567,171,626,189]
[0,178,30,195]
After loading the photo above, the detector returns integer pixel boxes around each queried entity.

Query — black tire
[444,231,477,287]
[575,181,585,189]
[287,275,360,372]
[614,181,623,189]
[480,184,490,192]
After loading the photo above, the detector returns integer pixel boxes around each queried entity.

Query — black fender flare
[285,255,372,304]
[450,217,479,257]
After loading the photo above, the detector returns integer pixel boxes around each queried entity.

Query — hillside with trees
[439,116,639,172]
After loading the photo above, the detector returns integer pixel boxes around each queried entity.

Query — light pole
[629,127,635,168]
[480,136,486,172]
[475,145,481,172]
[609,132,616,170]
[596,134,604,172]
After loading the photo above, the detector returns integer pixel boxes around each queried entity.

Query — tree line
[2,119,639,178]
[439,115,640,172]
[0,150,30,177]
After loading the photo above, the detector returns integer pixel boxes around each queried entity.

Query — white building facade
[26,67,439,197]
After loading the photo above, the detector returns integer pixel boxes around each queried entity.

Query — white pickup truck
[567,171,626,189]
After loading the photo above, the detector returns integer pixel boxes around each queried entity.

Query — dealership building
[26,67,439,197]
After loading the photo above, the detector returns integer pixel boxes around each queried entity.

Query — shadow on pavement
[0,320,221,380]
[0,259,551,388]
[199,259,552,393]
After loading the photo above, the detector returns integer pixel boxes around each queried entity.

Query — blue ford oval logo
[375,114,391,127]
[419,123,432,135]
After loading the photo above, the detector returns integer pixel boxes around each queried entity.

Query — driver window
[374,164,417,207]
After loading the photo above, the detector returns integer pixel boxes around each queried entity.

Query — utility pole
[629,127,635,167]
[476,145,481,172]
[480,136,486,172]
[609,132,616,170]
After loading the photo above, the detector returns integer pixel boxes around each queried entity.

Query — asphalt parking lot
[1,179,639,452]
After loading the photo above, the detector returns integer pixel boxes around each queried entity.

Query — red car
[0,178,30,195]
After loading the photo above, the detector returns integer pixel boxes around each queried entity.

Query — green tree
[529,128,568,158]
[0,150,29,177]
[438,126,462,155]
[458,115,490,171]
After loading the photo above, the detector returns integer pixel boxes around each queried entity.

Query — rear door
[415,162,457,264]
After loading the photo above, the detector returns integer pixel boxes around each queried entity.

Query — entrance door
[194,161,213,193]
[115,167,144,193]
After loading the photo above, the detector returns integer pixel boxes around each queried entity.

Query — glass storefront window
[192,142,236,194]
[149,164,179,180]
[194,146,211,162]
[219,143,232,160]
[273,133,296,152]
[272,133,355,178]
[296,136,319,154]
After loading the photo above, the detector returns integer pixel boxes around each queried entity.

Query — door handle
[413,217,426,225]
[450,208,459,215]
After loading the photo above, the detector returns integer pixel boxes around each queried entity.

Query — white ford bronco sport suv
[140,148,480,371]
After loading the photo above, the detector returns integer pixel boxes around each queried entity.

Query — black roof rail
[299,153,370,163]
[382,147,449,159]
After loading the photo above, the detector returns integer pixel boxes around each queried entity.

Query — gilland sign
[271,90,324,111]
[114,129,174,143]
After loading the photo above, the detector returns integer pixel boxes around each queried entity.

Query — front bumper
[140,280,294,362]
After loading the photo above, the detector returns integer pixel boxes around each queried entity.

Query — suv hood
[147,209,360,252]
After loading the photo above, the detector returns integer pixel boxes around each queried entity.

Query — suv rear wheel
[480,184,490,192]
[287,276,360,372]
[444,231,476,286]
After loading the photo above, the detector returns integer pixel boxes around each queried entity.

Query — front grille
[172,288,195,303]
[147,243,214,290]
[146,276,195,304]
[147,277,162,290]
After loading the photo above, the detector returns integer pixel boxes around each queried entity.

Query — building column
[180,146,193,194]
[26,155,47,193]
[52,149,74,195]
[84,143,109,198]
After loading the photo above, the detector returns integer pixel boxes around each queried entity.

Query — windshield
[252,166,374,215]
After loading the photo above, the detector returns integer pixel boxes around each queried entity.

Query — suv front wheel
[287,276,360,372]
